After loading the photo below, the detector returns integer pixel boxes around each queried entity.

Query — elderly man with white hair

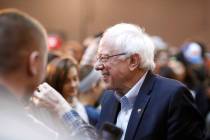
[35,23,205,140]
[94,23,205,140]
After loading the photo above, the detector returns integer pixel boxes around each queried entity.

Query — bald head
[0,9,47,74]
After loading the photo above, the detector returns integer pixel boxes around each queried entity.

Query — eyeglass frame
[96,52,127,63]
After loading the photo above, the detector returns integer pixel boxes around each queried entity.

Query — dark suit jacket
[97,71,205,140]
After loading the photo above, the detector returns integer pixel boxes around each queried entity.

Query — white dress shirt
[115,71,147,140]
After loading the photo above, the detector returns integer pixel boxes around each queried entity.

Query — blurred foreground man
[0,8,57,140]
[0,9,97,140]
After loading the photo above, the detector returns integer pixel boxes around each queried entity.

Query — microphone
[99,122,123,140]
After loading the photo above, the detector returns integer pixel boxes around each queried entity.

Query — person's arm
[62,109,98,139]
[33,83,99,140]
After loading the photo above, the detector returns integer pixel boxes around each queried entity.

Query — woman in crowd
[46,57,89,123]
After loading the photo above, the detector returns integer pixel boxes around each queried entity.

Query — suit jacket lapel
[97,92,120,129]
[109,95,120,124]
[124,71,156,140]
[103,93,120,124]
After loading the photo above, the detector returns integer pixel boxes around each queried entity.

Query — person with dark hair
[158,65,177,79]
[46,57,78,100]
[176,42,210,118]
[47,52,60,63]
[46,57,90,123]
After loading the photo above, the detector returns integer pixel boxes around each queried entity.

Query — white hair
[99,23,156,70]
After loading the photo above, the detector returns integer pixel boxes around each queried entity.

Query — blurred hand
[32,82,72,117]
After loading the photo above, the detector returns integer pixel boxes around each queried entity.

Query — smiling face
[95,44,132,93]
[94,23,155,94]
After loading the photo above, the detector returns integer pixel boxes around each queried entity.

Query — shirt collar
[115,71,148,111]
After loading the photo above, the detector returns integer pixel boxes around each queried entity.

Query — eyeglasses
[96,53,127,63]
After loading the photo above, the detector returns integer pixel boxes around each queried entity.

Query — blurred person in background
[158,65,177,80]
[154,49,170,74]
[80,33,103,66]
[47,51,60,64]
[151,36,171,75]
[176,41,210,118]
[62,40,84,63]
[46,57,89,123]
[167,58,187,82]
[205,53,210,100]
[78,65,105,126]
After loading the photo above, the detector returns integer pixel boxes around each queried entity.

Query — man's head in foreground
[0,9,48,100]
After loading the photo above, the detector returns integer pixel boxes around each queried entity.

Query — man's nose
[94,61,104,71]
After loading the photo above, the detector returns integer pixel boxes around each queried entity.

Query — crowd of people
[0,8,210,140]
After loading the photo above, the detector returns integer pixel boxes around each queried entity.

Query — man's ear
[128,54,140,71]
[28,51,40,76]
